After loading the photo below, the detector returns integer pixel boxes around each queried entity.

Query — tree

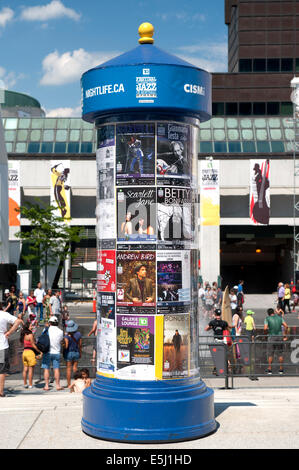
[15,200,84,288]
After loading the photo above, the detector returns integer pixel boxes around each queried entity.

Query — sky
[0,0,227,117]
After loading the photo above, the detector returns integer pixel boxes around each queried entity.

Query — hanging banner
[8,161,20,226]
[250,159,270,225]
[200,159,220,226]
[50,160,71,220]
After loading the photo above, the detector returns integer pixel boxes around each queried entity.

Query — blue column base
[81,374,216,443]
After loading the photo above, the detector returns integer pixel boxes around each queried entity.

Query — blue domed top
[81,33,211,123]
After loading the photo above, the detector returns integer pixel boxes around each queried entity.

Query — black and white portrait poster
[157,251,191,314]
[116,122,155,186]
[157,186,193,249]
[117,187,156,242]
[157,122,191,186]
[250,159,270,225]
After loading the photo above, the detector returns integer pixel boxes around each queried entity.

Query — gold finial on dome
[138,22,154,44]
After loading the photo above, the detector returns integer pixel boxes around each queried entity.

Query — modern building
[1,0,298,293]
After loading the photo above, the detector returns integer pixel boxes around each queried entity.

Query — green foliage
[15,200,84,269]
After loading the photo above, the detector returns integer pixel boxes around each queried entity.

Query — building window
[296,59,299,73]
[281,58,293,72]
[281,102,293,116]
[28,142,40,153]
[253,59,266,72]
[256,141,270,153]
[271,141,285,152]
[267,58,280,72]
[68,142,80,153]
[267,102,280,115]
[228,141,241,153]
[225,102,238,115]
[214,142,227,153]
[212,102,224,115]
[200,142,213,153]
[242,142,256,153]
[239,102,252,115]
[253,102,266,115]
[54,142,67,153]
[41,142,53,153]
[239,59,252,72]
[80,142,93,153]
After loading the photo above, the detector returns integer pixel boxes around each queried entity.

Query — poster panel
[250,159,270,225]
[117,187,156,242]
[116,122,155,186]
[162,314,190,379]
[98,292,115,320]
[8,161,20,226]
[50,160,71,220]
[157,122,191,186]
[97,250,116,292]
[97,317,116,375]
[116,251,156,314]
[157,250,191,314]
[115,314,155,380]
[200,159,220,226]
[157,186,192,249]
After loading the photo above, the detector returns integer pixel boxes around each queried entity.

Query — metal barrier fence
[7,334,299,388]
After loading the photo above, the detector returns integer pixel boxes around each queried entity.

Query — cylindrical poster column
[81,23,216,442]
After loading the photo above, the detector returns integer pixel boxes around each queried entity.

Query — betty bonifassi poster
[115,122,155,186]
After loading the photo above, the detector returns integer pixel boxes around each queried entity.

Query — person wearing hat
[41,316,64,391]
[244,310,256,341]
[63,320,82,388]
[125,263,154,304]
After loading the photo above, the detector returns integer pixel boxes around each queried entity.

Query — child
[61,305,70,332]
[243,309,256,341]
[28,312,38,336]
[81,368,91,387]
[69,370,86,393]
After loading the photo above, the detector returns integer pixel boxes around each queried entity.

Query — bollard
[80,22,216,443]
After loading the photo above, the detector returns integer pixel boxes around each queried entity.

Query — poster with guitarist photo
[250,159,270,225]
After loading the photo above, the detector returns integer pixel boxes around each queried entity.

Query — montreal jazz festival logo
[136,68,157,102]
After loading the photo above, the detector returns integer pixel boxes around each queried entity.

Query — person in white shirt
[49,291,61,322]
[34,282,46,324]
[0,304,22,396]
[41,316,64,391]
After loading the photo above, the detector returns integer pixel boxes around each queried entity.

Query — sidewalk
[1,376,299,449]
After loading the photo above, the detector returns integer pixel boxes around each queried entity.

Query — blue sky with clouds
[0,0,227,116]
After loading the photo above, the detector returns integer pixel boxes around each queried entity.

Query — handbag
[222,329,232,347]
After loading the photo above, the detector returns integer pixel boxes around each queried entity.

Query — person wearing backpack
[63,320,82,388]
[205,309,231,341]
[41,316,64,391]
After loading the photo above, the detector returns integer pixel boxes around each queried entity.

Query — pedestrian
[61,305,70,333]
[49,291,62,323]
[20,320,42,389]
[63,320,82,388]
[277,282,285,312]
[231,306,243,340]
[26,290,37,316]
[238,280,244,294]
[34,282,46,324]
[216,286,223,309]
[230,287,238,317]
[41,316,64,391]
[243,309,256,341]
[28,311,38,335]
[69,370,87,393]
[264,308,288,375]
[0,302,22,397]
[87,316,97,364]
[204,285,216,318]
[283,283,291,314]
[43,289,52,323]
[81,368,92,387]
[4,287,18,316]
[205,308,230,340]
[16,291,26,320]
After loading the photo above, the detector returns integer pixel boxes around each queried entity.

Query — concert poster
[115,122,155,186]
[115,314,155,380]
[250,159,270,225]
[117,187,156,243]
[116,251,156,314]
[162,314,190,379]
[97,317,116,375]
[157,251,191,314]
[156,122,191,186]
[98,292,115,321]
[97,250,116,292]
[95,200,116,246]
[157,186,193,249]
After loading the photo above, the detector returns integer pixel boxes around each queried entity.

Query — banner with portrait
[50,160,71,221]
[8,161,20,226]
[250,159,270,225]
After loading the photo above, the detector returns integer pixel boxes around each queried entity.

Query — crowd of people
[0,282,93,397]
